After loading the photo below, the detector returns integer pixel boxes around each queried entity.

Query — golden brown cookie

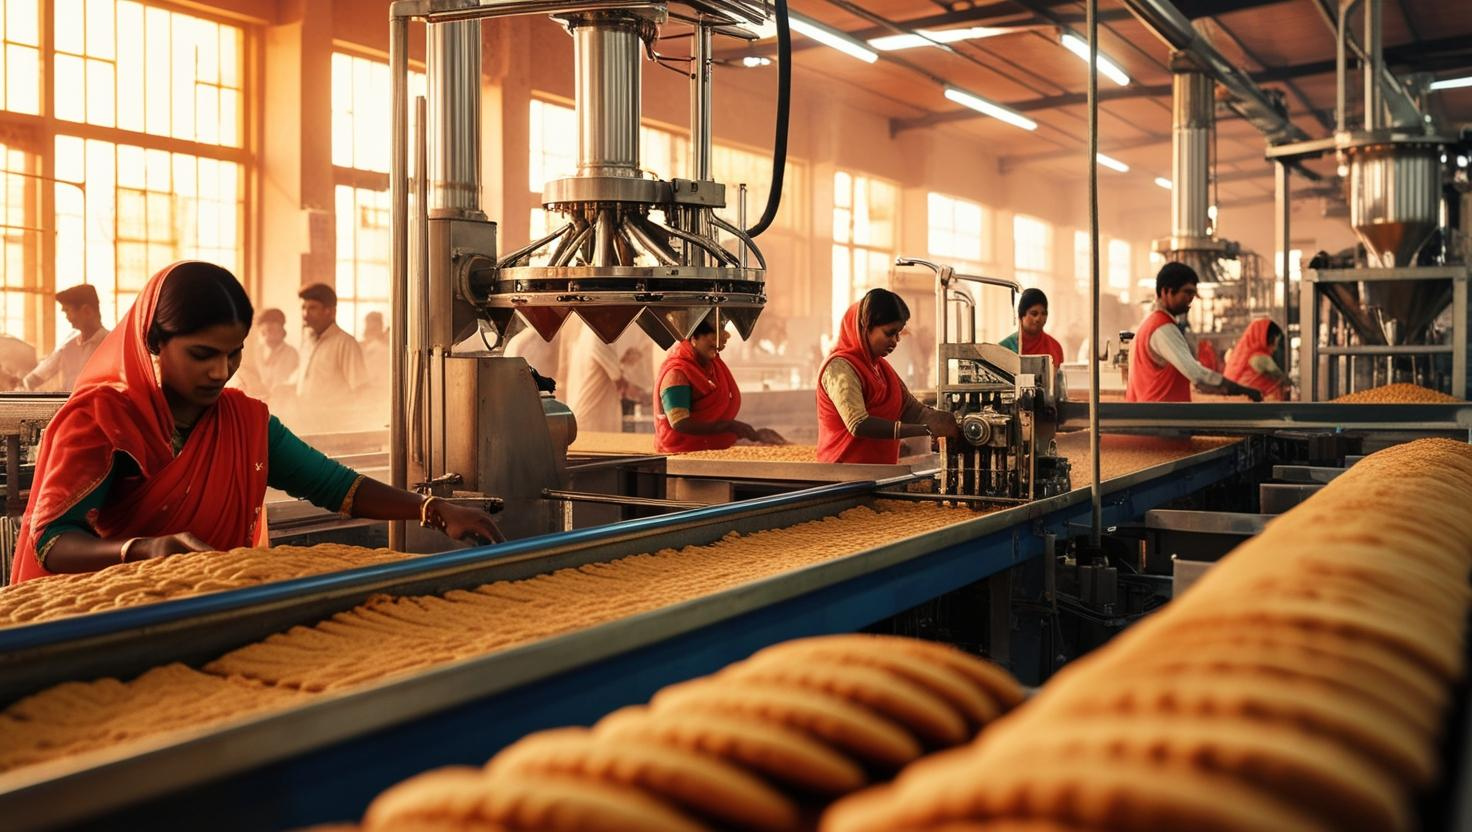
[593,706,866,795]
[743,639,1001,727]
[650,678,922,769]
[720,659,969,746]
[362,766,706,832]
[486,728,799,831]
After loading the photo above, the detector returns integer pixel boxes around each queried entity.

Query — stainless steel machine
[897,258,1071,503]
[387,0,786,546]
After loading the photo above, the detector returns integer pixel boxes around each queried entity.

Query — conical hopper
[723,306,763,341]
[517,306,573,342]
[480,307,524,349]
[576,305,642,344]
[635,309,678,350]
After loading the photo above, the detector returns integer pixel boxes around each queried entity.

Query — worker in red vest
[1125,263,1263,403]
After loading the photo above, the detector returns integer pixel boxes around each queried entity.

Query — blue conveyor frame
[0,440,1257,831]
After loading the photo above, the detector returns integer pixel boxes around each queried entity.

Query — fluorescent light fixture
[868,26,1009,51]
[741,56,772,67]
[1154,177,1173,190]
[1097,153,1129,173]
[1429,75,1472,91]
[789,13,878,63]
[943,87,1037,131]
[1458,155,1469,169]
[1060,32,1130,86]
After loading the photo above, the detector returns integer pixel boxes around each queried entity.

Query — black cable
[745,0,790,239]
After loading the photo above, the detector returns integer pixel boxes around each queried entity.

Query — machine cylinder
[1171,68,1212,243]
[427,21,484,216]
[1346,142,1441,267]
[571,13,643,178]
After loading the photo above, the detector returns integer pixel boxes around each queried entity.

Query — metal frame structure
[0,441,1258,830]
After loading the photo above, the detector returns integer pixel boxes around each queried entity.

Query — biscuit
[486,728,799,831]
[721,659,969,746]
[744,639,1002,727]
[650,678,922,769]
[818,750,1322,832]
[593,706,866,795]
[362,766,706,832]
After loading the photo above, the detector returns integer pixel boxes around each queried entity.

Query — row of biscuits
[1332,382,1463,403]
[357,634,1025,831]
[0,502,983,774]
[0,544,410,626]
[820,437,1472,832]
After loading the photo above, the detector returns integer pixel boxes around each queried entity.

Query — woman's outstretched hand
[137,532,214,560]
[754,428,788,445]
[430,500,507,545]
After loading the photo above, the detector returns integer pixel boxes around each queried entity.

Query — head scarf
[1223,317,1283,400]
[11,262,270,584]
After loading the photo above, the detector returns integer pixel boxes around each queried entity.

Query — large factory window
[832,170,898,326]
[1107,239,1132,300]
[1,0,42,115]
[0,143,44,346]
[53,135,244,328]
[331,52,424,336]
[1012,214,1052,289]
[926,192,988,265]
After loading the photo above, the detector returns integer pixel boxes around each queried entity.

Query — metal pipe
[551,222,595,267]
[691,25,713,181]
[416,95,432,480]
[1119,0,1307,145]
[623,216,681,265]
[541,489,710,510]
[498,222,575,268]
[1336,0,1355,133]
[1171,67,1212,241]
[709,215,767,270]
[1087,0,1102,549]
[1318,0,1418,130]
[427,20,484,216]
[571,13,642,177]
[594,207,617,267]
[389,13,409,550]
[1363,0,1381,132]
[649,218,740,266]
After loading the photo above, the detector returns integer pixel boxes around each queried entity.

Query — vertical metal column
[389,12,410,550]
[1087,0,1101,548]
[1454,276,1468,399]
[1363,0,1381,132]
[1170,67,1212,245]
[1274,161,1292,380]
[690,24,713,268]
[1299,273,1320,401]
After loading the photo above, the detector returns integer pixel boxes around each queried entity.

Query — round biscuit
[721,658,970,745]
[363,766,705,832]
[752,635,1024,710]
[975,714,1409,832]
[486,728,798,831]
[744,640,1002,727]
[818,750,1323,832]
[593,706,866,795]
[1034,672,1437,788]
[650,678,922,769]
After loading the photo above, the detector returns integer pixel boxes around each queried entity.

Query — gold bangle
[119,537,144,564]
[419,496,443,530]
[893,420,901,440]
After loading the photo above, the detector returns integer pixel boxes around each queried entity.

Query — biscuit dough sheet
[0,438,1237,774]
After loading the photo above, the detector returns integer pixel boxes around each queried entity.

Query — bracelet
[119,537,144,564]
[893,419,901,440]
[420,496,444,530]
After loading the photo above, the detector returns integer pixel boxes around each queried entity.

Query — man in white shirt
[360,311,390,370]
[295,283,369,429]
[233,307,299,401]
[23,284,109,391]
[1125,263,1261,402]
[562,318,629,434]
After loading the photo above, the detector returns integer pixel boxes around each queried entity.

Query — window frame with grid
[831,169,898,329]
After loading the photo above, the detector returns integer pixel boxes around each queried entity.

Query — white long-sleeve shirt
[23,327,108,391]
[1146,309,1222,387]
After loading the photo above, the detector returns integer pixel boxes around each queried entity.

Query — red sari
[10,262,271,585]
[1224,318,1284,400]
[654,340,742,453]
[1020,330,1065,368]
[816,300,906,464]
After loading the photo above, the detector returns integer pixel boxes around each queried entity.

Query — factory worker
[563,319,636,434]
[817,288,961,464]
[9,261,502,585]
[23,284,109,391]
[1125,262,1262,403]
[654,314,787,453]
[998,287,1065,368]
[1224,318,1291,401]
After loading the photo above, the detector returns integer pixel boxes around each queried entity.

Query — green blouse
[37,416,362,559]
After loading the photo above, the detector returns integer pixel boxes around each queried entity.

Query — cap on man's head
[298,282,337,307]
[55,284,99,309]
[255,308,287,326]
[1155,261,1200,296]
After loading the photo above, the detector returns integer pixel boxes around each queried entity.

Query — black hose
[745,0,790,239]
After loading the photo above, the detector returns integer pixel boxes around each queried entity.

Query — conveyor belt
[1066,400,1472,432]
[0,437,1260,831]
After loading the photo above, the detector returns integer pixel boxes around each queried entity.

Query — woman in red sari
[654,315,786,453]
[817,289,961,464]
[997,288,1065,368]
[10,261,501,585]
[1223,317,1291,401]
